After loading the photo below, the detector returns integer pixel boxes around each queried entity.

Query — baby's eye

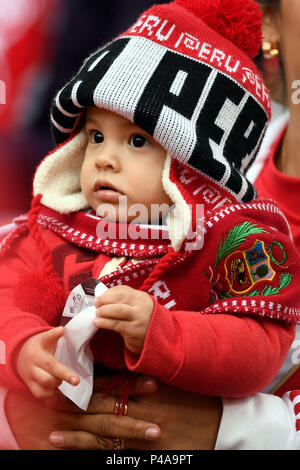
[90,130,104,144]
[130,135,149,148]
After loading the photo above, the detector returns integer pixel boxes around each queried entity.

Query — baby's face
[81,107,172,223]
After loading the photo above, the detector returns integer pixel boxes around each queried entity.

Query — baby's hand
[16,327,80,399]
[93,285,154,354]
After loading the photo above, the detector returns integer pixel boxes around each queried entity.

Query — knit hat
[34,0,270,252]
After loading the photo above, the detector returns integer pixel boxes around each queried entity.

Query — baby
[16,107,171,396]
[1,0,300,402]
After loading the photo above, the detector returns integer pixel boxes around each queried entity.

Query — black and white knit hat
[34,0,270,251]
[49,0,269,202]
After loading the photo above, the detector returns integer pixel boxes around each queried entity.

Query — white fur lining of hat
[33,130,90,214]
[162,154,192,252]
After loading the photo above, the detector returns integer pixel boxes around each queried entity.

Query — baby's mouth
[93,181,124,202]
[94,180,122,192]
[100,185,117,191]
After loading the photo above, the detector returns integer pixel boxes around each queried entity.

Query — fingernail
[145,427,160,440]
[49,433,64,447]
[142,377,158,391]
[71,376,79,385]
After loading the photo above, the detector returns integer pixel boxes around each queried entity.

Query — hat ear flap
[162,154,192,252]
[33,130,89,214]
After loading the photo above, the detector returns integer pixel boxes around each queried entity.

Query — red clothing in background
[255,126,300,252]
[254,121,300,398]
[0,0,61,217]
[0,0,60,130]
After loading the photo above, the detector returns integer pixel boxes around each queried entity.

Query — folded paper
[55,279,108,410]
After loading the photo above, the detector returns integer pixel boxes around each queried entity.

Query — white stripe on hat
[170,70,188,96]
[50,115,75,134]
[210,92,249,188]
[88,51,110,72]
[71,81,85,109]
[55,89,81,118]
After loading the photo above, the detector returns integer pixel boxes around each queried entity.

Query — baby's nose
[95,147,120,171]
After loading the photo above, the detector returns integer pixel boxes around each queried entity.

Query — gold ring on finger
[114,397,128,416]
[112,438,125,451]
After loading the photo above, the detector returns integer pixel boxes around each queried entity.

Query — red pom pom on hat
[174,0,263,58]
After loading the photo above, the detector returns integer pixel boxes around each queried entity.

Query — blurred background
[0,0,167,224]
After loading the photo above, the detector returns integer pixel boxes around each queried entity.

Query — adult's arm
[216,392,300,450]
[215,326,300,449]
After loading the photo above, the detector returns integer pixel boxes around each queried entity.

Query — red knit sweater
[0,200,299,398]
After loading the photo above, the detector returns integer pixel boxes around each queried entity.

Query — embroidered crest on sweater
[224,239,276,294]
[206,221,293,302]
